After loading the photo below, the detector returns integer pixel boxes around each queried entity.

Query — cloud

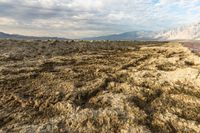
[0,0,200,38]
[0,17,17,26]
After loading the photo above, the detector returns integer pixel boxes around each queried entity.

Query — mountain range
[1,22,200,41]
[84,22,200,41]
[0,32,67,40]
[155,22,200,40]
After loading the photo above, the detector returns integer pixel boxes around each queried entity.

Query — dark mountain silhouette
[0,32,67,40]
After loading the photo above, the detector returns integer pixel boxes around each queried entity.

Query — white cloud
[67,0,103,10]
[0,0,200,38]
[0,17,18,26]
[106,12,131,21]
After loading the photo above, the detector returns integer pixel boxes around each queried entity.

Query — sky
[0,0,200,38]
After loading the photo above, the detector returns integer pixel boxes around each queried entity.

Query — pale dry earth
[0,40,200,133]
[183,42,200,56]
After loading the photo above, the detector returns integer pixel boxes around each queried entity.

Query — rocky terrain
[0,40,200,133]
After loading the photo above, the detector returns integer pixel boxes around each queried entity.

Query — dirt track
[0,40,200,133]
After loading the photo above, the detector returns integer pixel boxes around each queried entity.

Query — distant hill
[84,22,200,41]
[2,22,200,41]
[83,31,157,41]
[156,23,200,40]
[0,32,67,40]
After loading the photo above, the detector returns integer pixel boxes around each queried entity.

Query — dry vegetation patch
[0,40,200,132]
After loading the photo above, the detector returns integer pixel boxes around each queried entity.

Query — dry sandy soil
[183,42,200,56]
[0,40,200,133]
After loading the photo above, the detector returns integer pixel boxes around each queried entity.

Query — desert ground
[183,42,200,56]
[0,40,200,133]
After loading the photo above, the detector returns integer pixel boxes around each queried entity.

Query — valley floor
[0,40,200,132]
